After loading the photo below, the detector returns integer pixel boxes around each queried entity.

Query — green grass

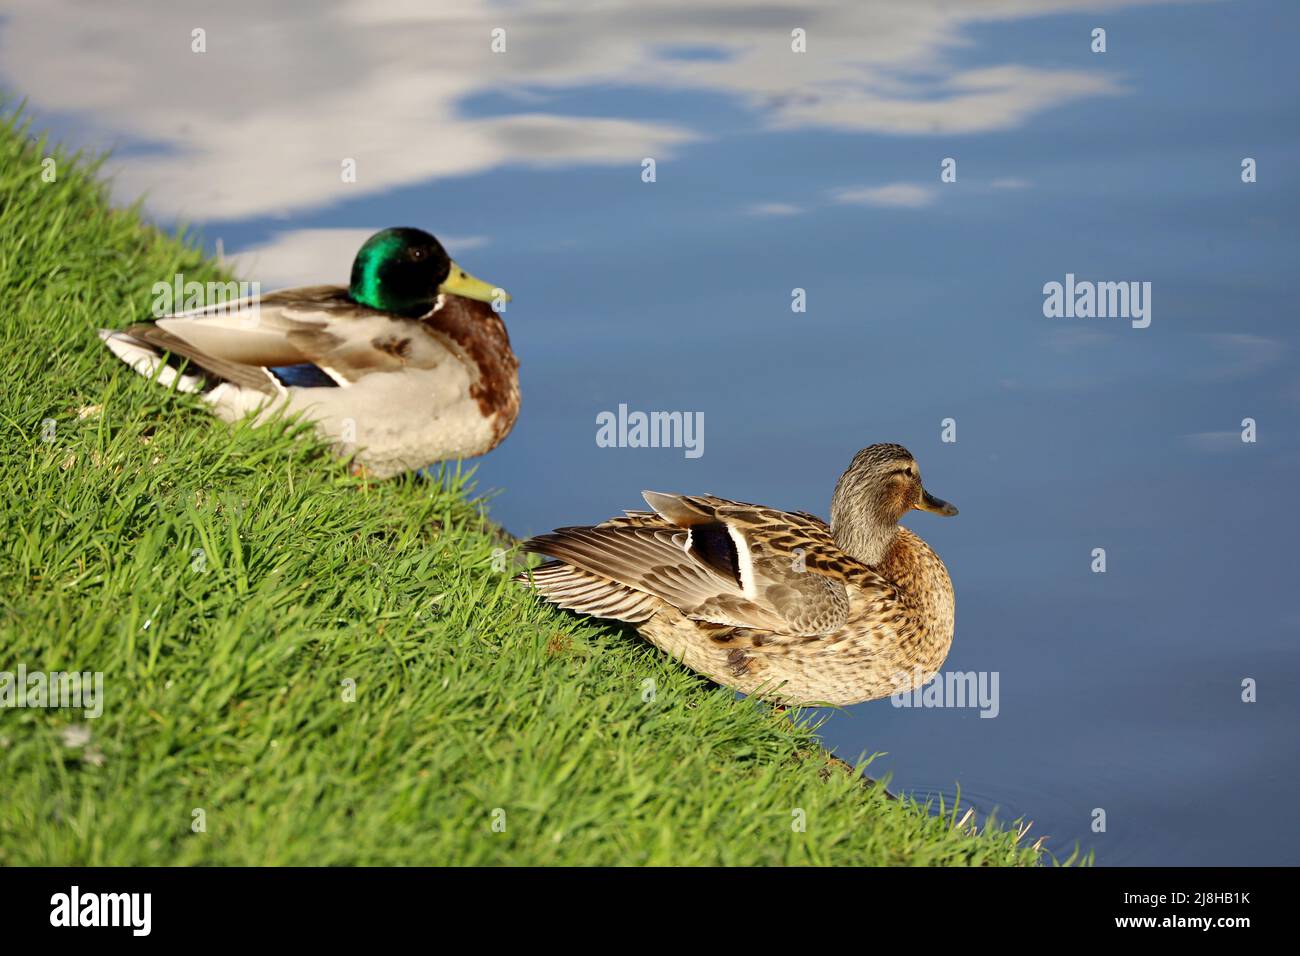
[0,105,1056,865]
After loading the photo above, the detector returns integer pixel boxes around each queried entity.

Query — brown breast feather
[422,294,521,446]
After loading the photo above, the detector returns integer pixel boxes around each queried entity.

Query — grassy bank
[0,107,1049,865]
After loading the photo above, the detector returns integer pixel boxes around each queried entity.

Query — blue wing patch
[268,364,340,388]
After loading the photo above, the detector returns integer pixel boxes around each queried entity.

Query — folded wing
[520,492,893,637]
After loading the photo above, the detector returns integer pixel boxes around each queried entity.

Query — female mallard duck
[518,444,958,706]
[99,227,519,478]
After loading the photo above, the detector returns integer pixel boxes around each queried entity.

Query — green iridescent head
[348,227,509,317]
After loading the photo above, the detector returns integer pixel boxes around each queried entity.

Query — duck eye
[411,248,426,260]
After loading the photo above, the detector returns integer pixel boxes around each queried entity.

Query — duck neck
[830,513,898,567]
[829,467,905,567]
[830,491,900,566]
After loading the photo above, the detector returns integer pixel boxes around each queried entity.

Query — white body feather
[207,365,496,478]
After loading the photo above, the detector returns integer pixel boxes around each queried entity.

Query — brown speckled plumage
[518,444,958,706]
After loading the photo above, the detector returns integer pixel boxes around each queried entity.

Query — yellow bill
[440,261,511,304]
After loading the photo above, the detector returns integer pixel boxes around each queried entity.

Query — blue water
[4,0,1297,864]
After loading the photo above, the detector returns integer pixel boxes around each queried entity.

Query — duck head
[829,443,957,566]
[349,227,511,318]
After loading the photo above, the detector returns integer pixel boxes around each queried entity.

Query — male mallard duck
[99,227,519,478]
[518,444,958,706]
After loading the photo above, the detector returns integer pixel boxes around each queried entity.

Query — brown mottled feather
[518,484,956,706]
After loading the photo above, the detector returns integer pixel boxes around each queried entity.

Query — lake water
[4,0,1297,865]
